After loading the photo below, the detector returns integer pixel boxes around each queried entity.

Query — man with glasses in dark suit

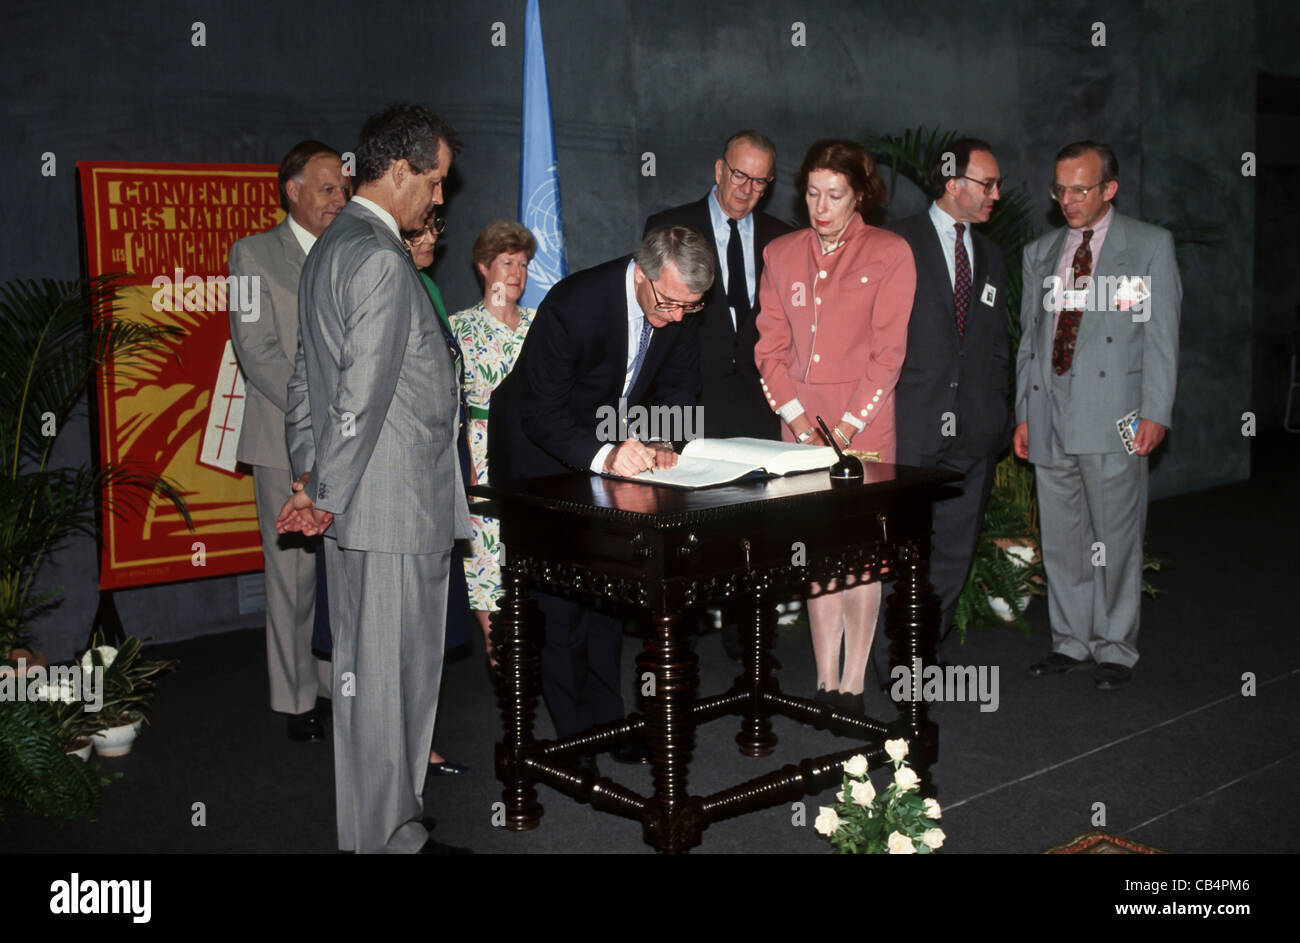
[873,139,1012,684]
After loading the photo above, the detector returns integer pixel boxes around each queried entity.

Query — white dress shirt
[706,186,757,330]
[590,260,649,472]
[286,213,318,256]
[927,201,974,291]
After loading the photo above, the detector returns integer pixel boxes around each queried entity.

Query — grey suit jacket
[1015,210,1181,461]
[285,200,471,554]
[228,218,304,471]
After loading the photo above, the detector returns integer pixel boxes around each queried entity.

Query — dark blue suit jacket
[488,256,700,482]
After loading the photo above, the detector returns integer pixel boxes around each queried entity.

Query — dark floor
[4,432,1297,854]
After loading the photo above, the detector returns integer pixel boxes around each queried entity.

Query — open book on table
[605,437,838,489]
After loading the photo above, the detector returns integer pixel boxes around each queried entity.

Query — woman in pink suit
[755,139,916,711]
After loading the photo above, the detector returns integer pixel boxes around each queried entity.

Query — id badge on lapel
[980,283,997,307]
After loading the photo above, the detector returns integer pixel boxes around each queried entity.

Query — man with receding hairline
[228,139,344,744]
[872,138,1012,683]
[1016,140,1181,691]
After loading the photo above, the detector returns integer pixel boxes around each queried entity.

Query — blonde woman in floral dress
[450,221,537,664]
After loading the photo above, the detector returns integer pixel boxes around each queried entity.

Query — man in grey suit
[228,140,345,742]
[277,105,471,853]
[1016,141,1181,691]
[872,139,1011,685]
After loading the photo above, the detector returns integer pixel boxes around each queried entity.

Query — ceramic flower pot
[91,720,139,757]
[987,542,1037,622]
[66,737,93,762]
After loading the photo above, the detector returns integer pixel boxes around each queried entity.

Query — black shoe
[836,691,865,714]
[1026,652,1090,678]
[609,742,650,765]
[419,837,472,854]
[573,753,599,777]
[286,711,325,742]
[1094,662,1133,690]
[428,760,469,776]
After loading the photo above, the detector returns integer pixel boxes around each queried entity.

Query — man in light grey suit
[278,105,471,853]
[228,140,345,742]
[1015,140,1181,691]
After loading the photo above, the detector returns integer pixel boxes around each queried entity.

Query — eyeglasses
[401,215,446,245]
[722,158,774,193]
[1049,182,1105,203]
[648,278,704,314]
[959,175,1004,195]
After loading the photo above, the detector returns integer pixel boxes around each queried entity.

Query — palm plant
[0,275,192,658]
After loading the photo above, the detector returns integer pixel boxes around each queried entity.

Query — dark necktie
[1052,228,1094,375]
[627,316,653,393]
[726,218,750,332]
[953,222,971,339]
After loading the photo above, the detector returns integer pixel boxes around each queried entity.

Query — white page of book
[680,437,836,475]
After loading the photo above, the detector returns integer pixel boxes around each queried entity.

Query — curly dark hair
[354,104,463,185]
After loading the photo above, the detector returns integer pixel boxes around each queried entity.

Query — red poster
[78,162,281,589]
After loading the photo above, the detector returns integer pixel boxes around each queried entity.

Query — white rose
[922,828,946,849]
[887,832,916,854]
[835,789,844,802]
[80,645,117,673]
[894,766,921,791]
[813,807,841,836]
[842,754,868,777]
[923,798,942,819]
[850,780,876,806]
[884,738,908,762]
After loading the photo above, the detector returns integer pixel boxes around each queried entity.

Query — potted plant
[0,275,190,661]
[0,276,189,819]
[80,634,176,757]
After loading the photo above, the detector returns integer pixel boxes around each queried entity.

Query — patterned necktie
[627,316,654,393]
[1052,228,1094,375]
[953,222,971,339]
[726,218,750,332]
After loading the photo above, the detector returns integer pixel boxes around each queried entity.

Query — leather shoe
[286,711,325,742]
[1094,662,1133,690]
[836,691,865,715]
[609,741,650,765]
[1026,652,1090,678]
[427,760,469,776]
[419,837,472,854]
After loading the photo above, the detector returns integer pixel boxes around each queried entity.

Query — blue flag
[519,0,567,308]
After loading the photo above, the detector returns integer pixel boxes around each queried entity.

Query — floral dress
[448,302,536,611]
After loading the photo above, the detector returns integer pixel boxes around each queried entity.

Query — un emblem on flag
[525,168,564,292]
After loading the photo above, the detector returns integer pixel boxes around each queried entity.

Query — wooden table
[472,463,958,853]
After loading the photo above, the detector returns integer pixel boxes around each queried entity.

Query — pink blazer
[754,213,916,431]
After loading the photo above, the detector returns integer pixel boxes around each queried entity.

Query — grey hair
[635,225,715,294]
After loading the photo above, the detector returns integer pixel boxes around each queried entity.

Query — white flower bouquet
[814,738,945,854]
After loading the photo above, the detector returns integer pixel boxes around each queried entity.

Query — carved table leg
[636,610,704,852]
[494,560,543,830]
[736,587,778,757]
[883,541,941,783]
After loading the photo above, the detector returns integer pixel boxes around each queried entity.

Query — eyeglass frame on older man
[957,174,1004,195]
[721,157,775,193]
[1049,181,1108,203]
[647,277,705,314]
